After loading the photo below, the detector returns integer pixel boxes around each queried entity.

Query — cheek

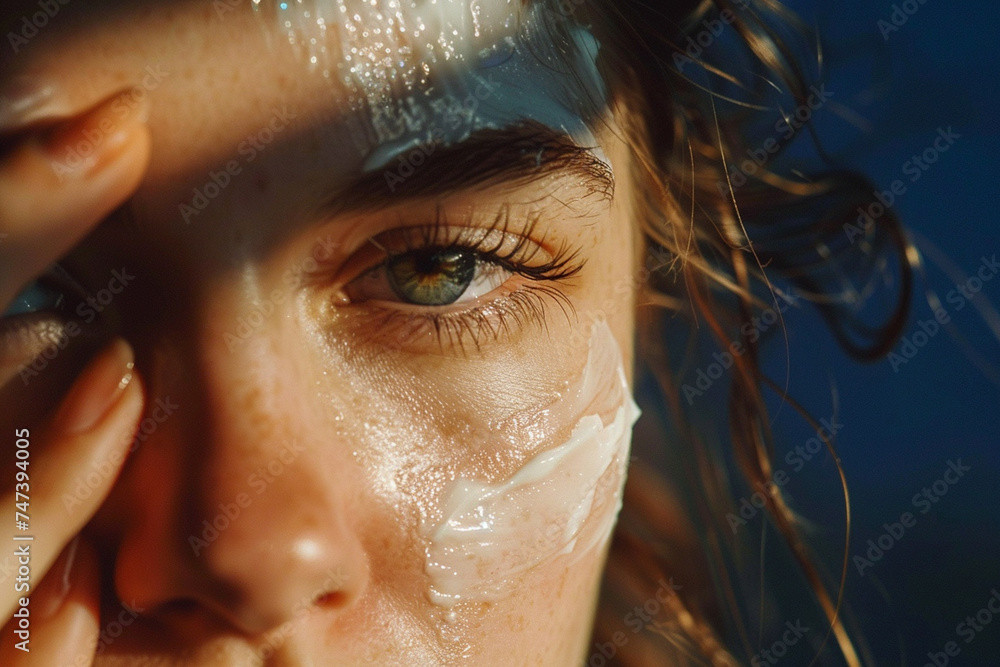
[342,319,639,614]
[422,321,640,608]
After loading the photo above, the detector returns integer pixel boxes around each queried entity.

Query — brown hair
[575,0,913,664]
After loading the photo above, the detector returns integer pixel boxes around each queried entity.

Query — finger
[0,537,100,666]
[0,338,142,622]
[0,87,151,309]
[0,77,130,133]
[0,79,65,131]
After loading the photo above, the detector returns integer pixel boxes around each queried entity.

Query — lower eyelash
[361,282,576,355]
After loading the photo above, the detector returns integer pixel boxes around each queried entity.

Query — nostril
[167,598,199,614]
[305,564,357,610]
[313,590,346,607]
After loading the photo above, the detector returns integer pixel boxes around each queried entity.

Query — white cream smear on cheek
[421,322,641,607]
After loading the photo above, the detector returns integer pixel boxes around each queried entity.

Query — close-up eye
[2,280,66,318]
[0,265,86,321]
[337,213,584,315]
[331,218,585,350]
[344,246,514,306]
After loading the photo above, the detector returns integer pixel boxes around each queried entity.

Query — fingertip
[34,340,145,522]
[53,339,138,437]
[0,87,153,231]
[0,88,152,310]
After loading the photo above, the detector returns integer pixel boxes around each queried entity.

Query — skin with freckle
[422,322,641,609]
[0,1,641,665]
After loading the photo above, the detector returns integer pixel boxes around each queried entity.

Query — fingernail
[35,536,80,621]
[0,77,66,131]
[43,88,149,180]
[55,339,135,435]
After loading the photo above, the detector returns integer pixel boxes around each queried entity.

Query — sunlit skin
[0,2,643,664]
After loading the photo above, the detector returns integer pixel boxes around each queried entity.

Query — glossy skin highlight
[0,1,643,664]
[423,321,641,609]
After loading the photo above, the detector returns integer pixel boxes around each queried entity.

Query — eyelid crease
[315,121,614,221]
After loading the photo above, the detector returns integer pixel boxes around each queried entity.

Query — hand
[0,86,151,665]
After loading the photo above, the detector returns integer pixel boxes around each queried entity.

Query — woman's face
[1,1,642,664]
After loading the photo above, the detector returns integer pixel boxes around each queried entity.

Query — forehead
[257,0,526,96]
[250,0,606,168]
[0,0,606,257]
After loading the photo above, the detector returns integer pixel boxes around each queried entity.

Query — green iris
[387,248,477,305]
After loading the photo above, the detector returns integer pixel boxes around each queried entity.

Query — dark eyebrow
[320,121,614,217]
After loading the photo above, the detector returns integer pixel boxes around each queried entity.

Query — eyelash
[345,205,584,352]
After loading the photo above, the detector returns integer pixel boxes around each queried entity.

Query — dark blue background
[762,0,1000,664]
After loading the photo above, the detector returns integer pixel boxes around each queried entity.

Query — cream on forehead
[420,321,640,607]
[252,0,609,171]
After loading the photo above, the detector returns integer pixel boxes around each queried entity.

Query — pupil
[415,250,459,277]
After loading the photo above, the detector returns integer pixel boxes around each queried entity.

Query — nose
[113,298,369,636]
